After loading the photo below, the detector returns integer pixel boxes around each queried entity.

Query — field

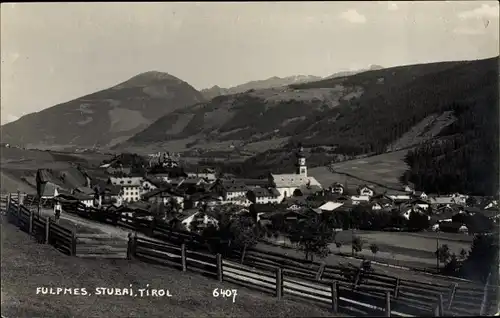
[0,217,339,318]
[259,229,474,280]
[309,150,410,191]
[0,147,113,194]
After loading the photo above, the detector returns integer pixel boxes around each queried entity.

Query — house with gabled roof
[357,184,375,197]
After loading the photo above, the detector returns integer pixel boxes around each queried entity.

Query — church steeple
[296,146,307,177]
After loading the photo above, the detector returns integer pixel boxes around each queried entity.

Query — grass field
[0,147,113,194]
[309,150,409,191]
[262,229,473,272]
[1,217,339,318]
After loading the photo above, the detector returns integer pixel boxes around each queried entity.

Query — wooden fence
[129,234,426,317]
[3,196,129,259]
[59,200,500,316]
[75,233,128,259]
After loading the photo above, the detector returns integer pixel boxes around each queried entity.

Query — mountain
[200,75,322,100]
[121,57,498,195]
[0,71,205,150]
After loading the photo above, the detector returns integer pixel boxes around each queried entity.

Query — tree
[408,211,430,231]
[289,217,334,261]
[352,236,363,254]
[230,216,260,263]
[466,196,478,207]
[459,248,468,261]
[460,234,499,283]
[436,244,451,264]
[369,243,379,260]
[335,241,342,254]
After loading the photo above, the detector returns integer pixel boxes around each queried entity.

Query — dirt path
[37,208,162,243]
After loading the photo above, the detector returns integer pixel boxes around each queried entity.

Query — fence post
[6,193,11,214]
[331,281,339,313]
[276,268,283,300]
[16,194,21,227]
[29,209,34,234]
[385,291,391,317]
[133,232,138,255]
[480,273,491,316]
[71,230,77,256]
[447,283,457,310]
[435,294,443,317]
[394,278,400,299]
[217,254,223,282]
[181,243,187,271]
[316,262,326,281]
[127,233,133,260]
[45,216,50,244]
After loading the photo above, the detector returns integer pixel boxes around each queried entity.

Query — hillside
[121,58,498,180]
[0,71,205,150]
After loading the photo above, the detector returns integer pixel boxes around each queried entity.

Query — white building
[108,177,143,203]
[269,147,322,202]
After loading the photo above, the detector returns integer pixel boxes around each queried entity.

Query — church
[269,147,322,202]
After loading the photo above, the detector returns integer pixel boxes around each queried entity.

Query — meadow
[0,217,338,318]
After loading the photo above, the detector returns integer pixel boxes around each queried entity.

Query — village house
[180,211,219,232]
[329,182,345,195]
[370,193,394,208]
[269,147,322,201]
[56,190,94,208]
[142,187,185,210]
[246,188,281,205]
[108,176,143,203]
[357,185,375,197]
[411,198,430,210]
[210,179,251,206]
[350,195,370,205]
[93,182,123,207]
[184,192,222,209]
[185,168,217,183]
[386,190,411,203]
[317,201,345,212]
[412,191,428,200]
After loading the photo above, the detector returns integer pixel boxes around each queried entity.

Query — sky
[1,1,499,124]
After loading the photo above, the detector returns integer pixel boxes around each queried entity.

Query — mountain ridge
[200,65,385,100]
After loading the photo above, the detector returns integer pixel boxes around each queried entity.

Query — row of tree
[437,234,499,284]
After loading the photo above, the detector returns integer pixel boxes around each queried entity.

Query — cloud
[453,26,486,35]
[388,2,399,11]
[340,9,366,24]
[458,4,499,20]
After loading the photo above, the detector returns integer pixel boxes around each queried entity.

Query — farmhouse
[185,168,217,182]
[330,183,345,195]
[210,179,251,206]
[181,211,219,232]
[142,188,185,210]
[108,176,142,202]
[317,201,344,212]
[247,188,281,204]
[269,147,322,201]
[357,185,375,197]
[56,190,94,208]
[411,198,430,210]
[94,182,123,207]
